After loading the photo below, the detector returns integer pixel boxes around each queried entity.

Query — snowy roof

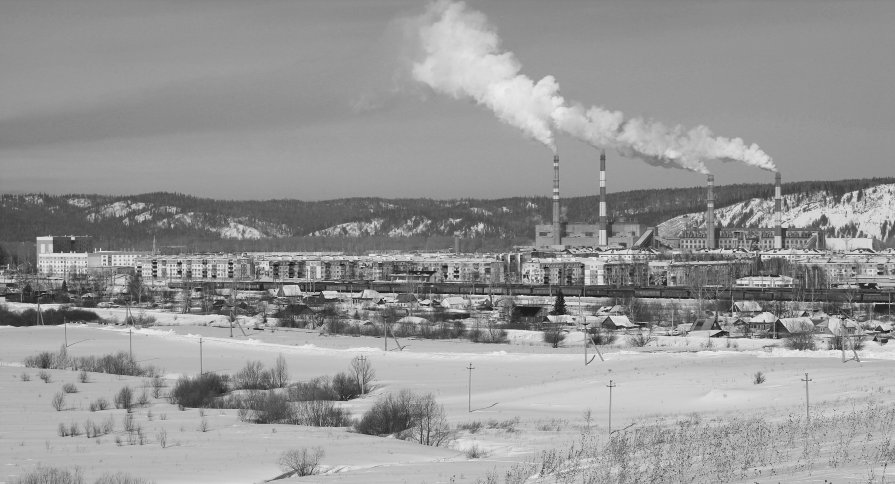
[596,314,637,329]
[823,318,863,335]
[357,289,382,300]
[440,296,468,308]
[733,301,763,312]
[749,312,778,323]
[546,314,581,325]
[277,285,303,297]
[776,317,816,334]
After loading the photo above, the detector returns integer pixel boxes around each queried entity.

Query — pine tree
[552,289,567,316]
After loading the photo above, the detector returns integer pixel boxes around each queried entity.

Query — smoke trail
[553,104,777,173]
[410,0,564,152]
[409,0,776,172]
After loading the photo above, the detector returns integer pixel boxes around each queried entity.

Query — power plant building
[679,173,825,251]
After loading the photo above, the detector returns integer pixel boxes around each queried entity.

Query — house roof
[776,317,816,334]
[692,317,722,332]
[733,301,763,312]
[596,314,637,329]
[277,285,303,297]
[750,312,779,323]
[395,293,418,303]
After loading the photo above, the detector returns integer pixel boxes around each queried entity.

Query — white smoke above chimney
[410,0,562,152]
[407,1,778,173]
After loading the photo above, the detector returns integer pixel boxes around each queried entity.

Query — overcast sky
[1,0,893,200]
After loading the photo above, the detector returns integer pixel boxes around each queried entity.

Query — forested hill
[1,177,893,252]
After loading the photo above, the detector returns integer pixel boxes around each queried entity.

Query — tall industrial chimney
[774,172,783,249]
[706,174,716,249]
[553,154,561,245]
[598,150,608,246]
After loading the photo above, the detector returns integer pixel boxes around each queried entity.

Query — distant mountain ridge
[1,177,894,249]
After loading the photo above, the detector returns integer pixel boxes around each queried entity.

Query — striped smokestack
[706,174,715,249]
[774,172,783,249]
[598,150,608,246]
[553,154,561,245]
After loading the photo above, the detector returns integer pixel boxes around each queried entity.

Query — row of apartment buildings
[34,236,895,289]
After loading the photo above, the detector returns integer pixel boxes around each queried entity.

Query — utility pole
[199,338,204,375]
[129,328,133,361]
[801,373,812,423]
[607,379,616,435]
[64,317,68,348]
[467,362,475,413]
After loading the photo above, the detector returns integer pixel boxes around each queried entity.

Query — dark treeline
[1,177,893,252]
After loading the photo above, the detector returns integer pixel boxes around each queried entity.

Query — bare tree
[407,393,452,447]
[272,354,289,388]
[350,355,375,395]
[278,447,325,477]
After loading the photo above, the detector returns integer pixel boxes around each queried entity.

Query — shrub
[25,349,156,377]
[753,371,766,385]
[38,370,52,383]
[78,370,89,383]
[278,447,325,477]
[115,386,134,411]
[93,472,154,484]
[590,326,617,346]
[52,392,66,411]
[332,372,360,401]
[24,351,56,369]
[288,377,338,401]
[465,443,489,459]
[62,383,78,394]
[150,376,165,398]
[9,466,84,484]
[627,330,654,348]
[233,361,275,390]
[457,421,484,434]
[293,400,353,427]
[784,332,817,351]
[356,390,452,445]
[355,390,416,436]
[169,373,229,408]
[828,334,866,351]
[467,327,509,344]
[248,392,294,424]
[89,397,110,412]
[542,326,566,348]
[20,372,31,382]
[137,390,150,407]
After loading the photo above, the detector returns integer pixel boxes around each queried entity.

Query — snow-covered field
[3,306,895,483]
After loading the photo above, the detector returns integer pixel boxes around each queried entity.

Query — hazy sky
[1,0,893,200]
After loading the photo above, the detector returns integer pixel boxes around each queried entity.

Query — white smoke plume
[410,0,564,152]
[409,0,777,173]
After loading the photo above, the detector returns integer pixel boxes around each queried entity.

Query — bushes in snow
[169,373,229,408]
[355,390,452,446]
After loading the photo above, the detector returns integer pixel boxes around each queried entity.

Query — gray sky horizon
[1,0,893,201]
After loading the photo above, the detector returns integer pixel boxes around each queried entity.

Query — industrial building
[534,151,654,250]
[678,173,825,251]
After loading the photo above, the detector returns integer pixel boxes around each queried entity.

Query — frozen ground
[3,307,895,483]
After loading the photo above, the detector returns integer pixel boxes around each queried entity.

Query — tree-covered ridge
[1,177,893,252]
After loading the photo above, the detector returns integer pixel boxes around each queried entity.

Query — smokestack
[553,154,561,245]
[599,150,608,246]
[706,174,715,249]
[774,172,783,249]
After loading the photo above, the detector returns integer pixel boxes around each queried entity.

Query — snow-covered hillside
[659,183,895,239]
